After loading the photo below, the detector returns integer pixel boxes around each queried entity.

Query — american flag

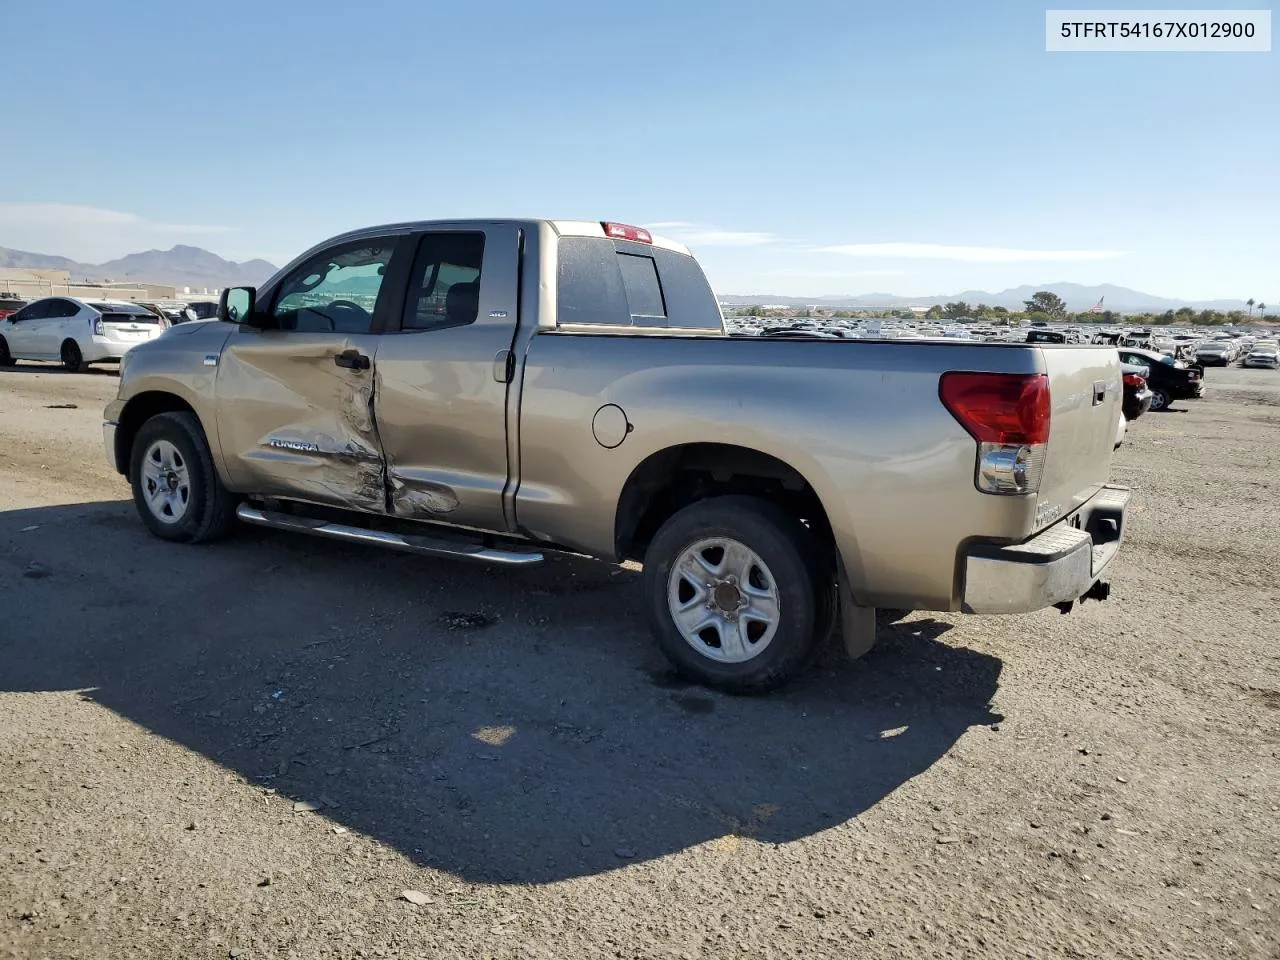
[1086,297,1105,314]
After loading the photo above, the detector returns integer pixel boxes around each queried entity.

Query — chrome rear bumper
[962,485,1130,614]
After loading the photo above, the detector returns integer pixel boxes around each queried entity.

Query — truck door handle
[1093,380,1107,405]
[492,349,514,383]
[334,349,370,370]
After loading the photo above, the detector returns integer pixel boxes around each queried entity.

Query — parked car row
[1193,335,1279,367]
[1241,340,1279,369]
[3,292,1274,386]
[140,299,221,325]
[0,295,221,371]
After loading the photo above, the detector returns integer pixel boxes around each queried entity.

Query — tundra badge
[268,438,321,453]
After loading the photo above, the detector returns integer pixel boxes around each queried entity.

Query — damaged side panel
[214,330,388,513]
[372,340,514,529]
[370,223,524,533]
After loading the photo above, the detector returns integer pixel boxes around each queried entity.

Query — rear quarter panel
[516,334,1061,611]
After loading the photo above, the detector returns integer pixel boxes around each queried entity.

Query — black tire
[0,336,15,367]
[643,495,827,694]
[129,411,237,543]
[1149,388,1171,411]
[60,339,87,373]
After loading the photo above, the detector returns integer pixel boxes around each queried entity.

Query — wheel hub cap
[712,581,742,612]
[140,440,191,525]
[667,537,782,664]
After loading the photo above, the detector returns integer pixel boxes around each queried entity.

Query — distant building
[0,268,176,303]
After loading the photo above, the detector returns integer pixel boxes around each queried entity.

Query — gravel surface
[1,362,1277,959]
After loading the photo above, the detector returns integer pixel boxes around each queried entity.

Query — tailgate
[1034,347,1121,531]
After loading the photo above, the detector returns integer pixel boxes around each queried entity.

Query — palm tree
[1258,302,1266,319]
[1246,297,1255,318]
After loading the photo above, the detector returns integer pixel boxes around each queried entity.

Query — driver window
[271,242,396,334]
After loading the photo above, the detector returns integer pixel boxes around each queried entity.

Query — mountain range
[0,244,278,292]
[721,283,1265,314]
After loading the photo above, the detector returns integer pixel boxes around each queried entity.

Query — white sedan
[1243,344,1279,369]
[0,297,166,372]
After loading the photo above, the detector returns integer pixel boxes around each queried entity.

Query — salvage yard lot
[1,365,1278,959]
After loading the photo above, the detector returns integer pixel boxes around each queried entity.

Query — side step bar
[235,504,544,566]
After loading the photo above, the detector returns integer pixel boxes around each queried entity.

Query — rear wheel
[1149,388,1171,411]
[60,339,87,373]
[130,411,237,543]
[0,336,15,367]
[643,496,826,694]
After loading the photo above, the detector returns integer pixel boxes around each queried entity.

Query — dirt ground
[1,361,1277,960]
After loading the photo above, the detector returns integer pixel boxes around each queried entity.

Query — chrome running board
[235,504,544,566]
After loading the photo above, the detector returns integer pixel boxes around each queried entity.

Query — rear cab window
[556,236,722,331]
[402,233,486,331]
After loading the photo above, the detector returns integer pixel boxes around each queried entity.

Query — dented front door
[213,236,409,513]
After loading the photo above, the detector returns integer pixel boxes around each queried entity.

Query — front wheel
[0,336,15,367]
[130,411,237,543]
[643,496,826,694]
[1149,388,1171,411]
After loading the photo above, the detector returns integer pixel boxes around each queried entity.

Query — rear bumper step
[961,484,1130,614]
[235,504,544,566]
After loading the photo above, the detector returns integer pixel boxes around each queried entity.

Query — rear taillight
[940,372,1050,495]
[1122,373,1145,388]
[940,372,1050,444]
[601,221,653,243]
[92,317,105,336]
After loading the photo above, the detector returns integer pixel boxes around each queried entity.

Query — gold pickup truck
[103,219,1130,693]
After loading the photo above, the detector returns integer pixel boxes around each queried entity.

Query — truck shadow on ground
[1,500,1003,884]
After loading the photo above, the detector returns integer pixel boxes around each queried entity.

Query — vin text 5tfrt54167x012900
[102,219,1130,693]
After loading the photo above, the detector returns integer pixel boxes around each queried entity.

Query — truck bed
[514,332,1122,612]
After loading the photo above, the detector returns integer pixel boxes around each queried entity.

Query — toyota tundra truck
[103,219,1130,693]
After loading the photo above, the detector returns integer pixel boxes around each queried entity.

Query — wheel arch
[614,442,838,570]
[113,391,205,476]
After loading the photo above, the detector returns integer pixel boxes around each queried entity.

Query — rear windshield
[556,237,722,330]
[91,302,161,322]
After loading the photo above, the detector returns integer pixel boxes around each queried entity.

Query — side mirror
[219,286,257,324]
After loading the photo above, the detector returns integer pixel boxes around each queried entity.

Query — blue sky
[0,0,1275,301]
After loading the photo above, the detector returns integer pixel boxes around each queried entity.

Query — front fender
[109,323,234,479]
